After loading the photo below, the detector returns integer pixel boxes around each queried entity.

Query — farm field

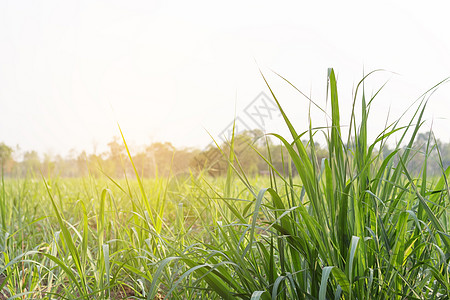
[2,0,450,298]
[0,175,273,299]
[1,70,450,299]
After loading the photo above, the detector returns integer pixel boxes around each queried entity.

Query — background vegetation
[1,130,449,179]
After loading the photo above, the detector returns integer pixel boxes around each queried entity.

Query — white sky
[1,0,449,157]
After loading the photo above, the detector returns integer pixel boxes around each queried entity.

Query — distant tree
[22,151,40,175]
[42,153,56,177]
[87,153,104,177]
[191,130,271,177]
[0,143,13,174]
[191,145,226,177]
[172,148,199,175]
[146,142,176,177]
[407,131,443,175]
[231,131,264,175]
[76,151,89,177]
[107,137,127,177]
[108,137,126,160]
[0,143,12,161]
[132,151,152,177]
[262,143,293,176]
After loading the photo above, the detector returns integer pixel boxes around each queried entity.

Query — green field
[1,69,450,299]
[0,176,272,299]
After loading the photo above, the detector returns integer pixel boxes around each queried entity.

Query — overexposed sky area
[1,0,450,157]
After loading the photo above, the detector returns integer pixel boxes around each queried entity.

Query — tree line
[0,130,449,178]
[0,130,296,178]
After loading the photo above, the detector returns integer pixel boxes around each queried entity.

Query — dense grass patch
[1,69,449,299]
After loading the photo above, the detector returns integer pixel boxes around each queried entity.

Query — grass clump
[153,69,450,299]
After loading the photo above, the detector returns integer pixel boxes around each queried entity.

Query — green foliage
[0,69,449,299]
[0,143,12,163]
[158,69,450,299]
